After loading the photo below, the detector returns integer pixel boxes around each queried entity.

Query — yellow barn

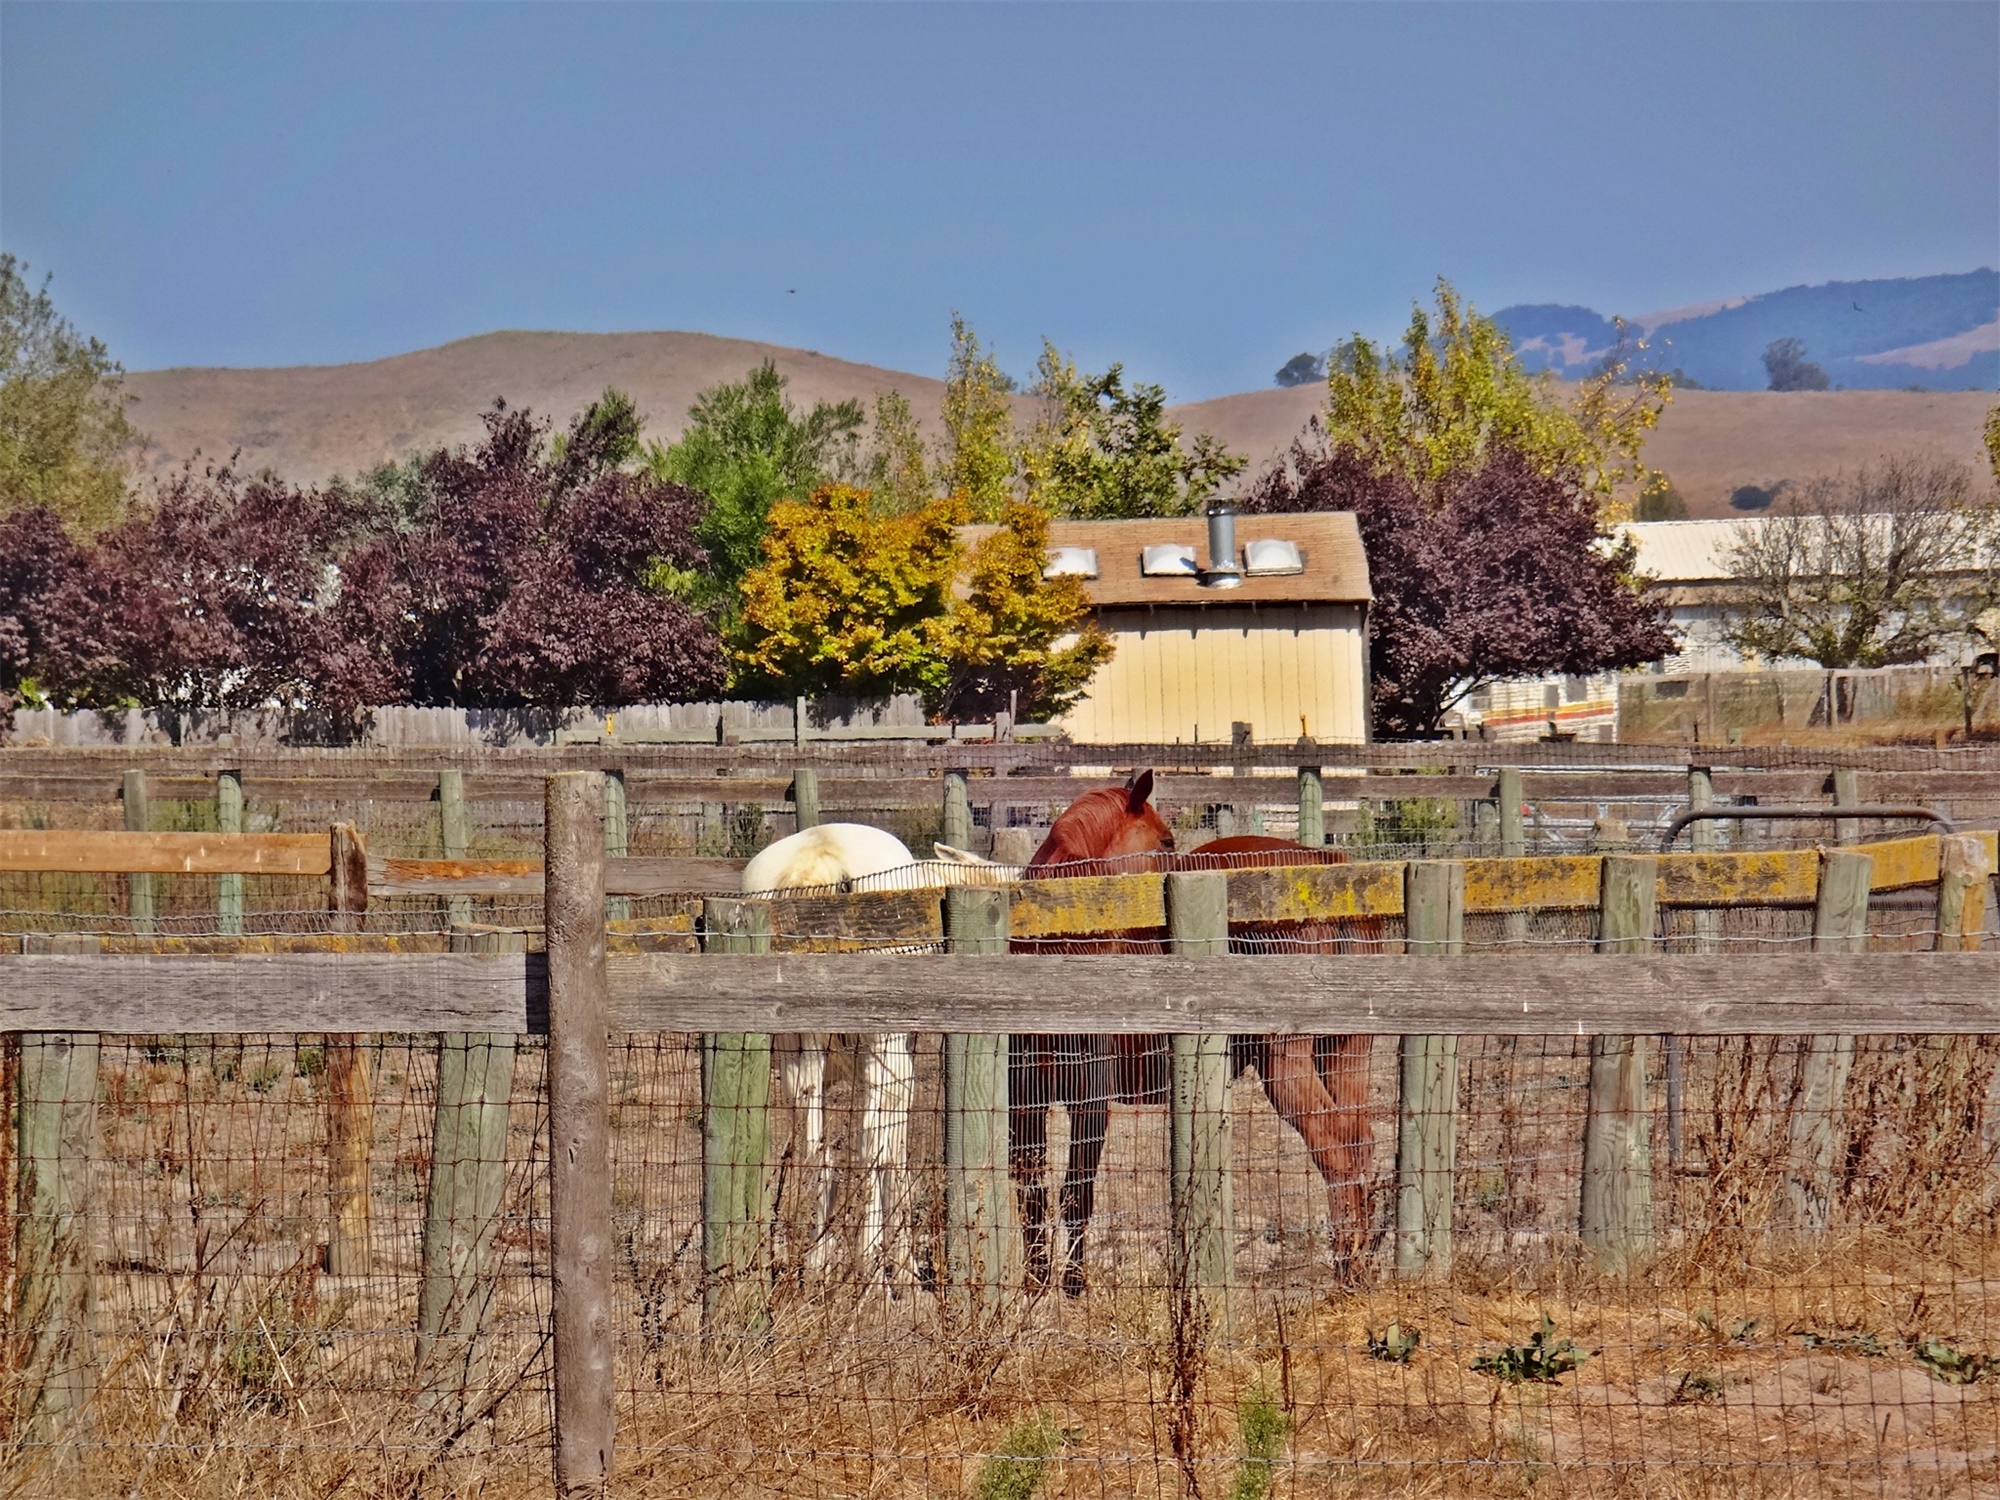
[1037,509,1373,745]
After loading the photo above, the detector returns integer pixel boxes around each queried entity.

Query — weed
[1798,1328,1885,1357]
[1367,1322,1421,1363]
[1911,1336,1997,1385]
[1669,1369,1725,1404]
[973,1410,1071,1500]
[1228,1385,1288,1500]
[1472,1314,1589,1383]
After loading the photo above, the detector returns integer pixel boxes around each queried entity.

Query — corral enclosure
[2,739,1999,1498]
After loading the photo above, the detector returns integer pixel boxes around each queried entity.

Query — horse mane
[1027,786,1157,876]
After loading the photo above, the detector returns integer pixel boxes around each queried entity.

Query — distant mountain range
[1493,271,1998,391]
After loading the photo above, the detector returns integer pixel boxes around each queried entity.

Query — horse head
[1028,769,1175,877]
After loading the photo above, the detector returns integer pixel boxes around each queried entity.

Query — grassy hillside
[122,330,1995,518]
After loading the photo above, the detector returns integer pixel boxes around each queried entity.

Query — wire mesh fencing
[4,888,1997,1498]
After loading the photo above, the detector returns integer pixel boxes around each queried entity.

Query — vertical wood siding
[1059,605,1367,744]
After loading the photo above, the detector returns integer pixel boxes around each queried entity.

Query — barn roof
[962,511,1372,608]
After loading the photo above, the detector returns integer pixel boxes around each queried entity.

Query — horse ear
[1125,768,1155,813]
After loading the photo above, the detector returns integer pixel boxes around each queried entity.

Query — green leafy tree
[0,255,141,532]
[862,388,936,514]
[937,314,1018,520]
[1020,341,1245,519]
[732,483,1109,720]
[1326,278,1670,510]
[642,361,864,596]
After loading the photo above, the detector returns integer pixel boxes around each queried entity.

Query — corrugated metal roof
[1614,519,1761,584]
[1046,512,1372,607]
[1617,515,1994,583]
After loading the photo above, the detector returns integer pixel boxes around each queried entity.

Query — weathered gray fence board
[1580,855,1657,1272]
[1784,849,1873,1231]
[698,898,773,1335]
[1395,860,1463,1278]
[942,887,1013,1319]
[545,773,615,1493]
[414,933,521,1416]
[5,951,2000,1035]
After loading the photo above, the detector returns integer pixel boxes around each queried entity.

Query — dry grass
[3,1030,1996,1498]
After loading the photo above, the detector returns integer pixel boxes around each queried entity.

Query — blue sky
[3,2,1994,399]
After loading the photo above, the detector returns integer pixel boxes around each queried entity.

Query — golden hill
[124,330,1995,515]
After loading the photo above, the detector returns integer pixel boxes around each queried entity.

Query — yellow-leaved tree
[1326,278,1671,513]
[732,484,1109,721]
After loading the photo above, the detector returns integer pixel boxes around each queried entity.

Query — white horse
[740,823,1018,1288]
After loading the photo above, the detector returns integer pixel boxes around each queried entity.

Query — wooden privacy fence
[3,774,1996,1492]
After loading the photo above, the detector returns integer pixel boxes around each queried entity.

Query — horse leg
[858,1031,915,1291]
[1261,1034,1375,1276]
[1056,1044,1113,1298]
[1009,1036,1054,1291]
[777,1032,836,1271]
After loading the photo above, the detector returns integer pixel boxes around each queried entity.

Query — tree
[325,397,724,718]
[0,505,91,732]
[1019,341,1246,519]
[927,500,1111,720]
[1634,477,1689,521]
[38,461,377,743]
[1719,455,1989,668]
[1325,279,1671,509]
[642,362,865,595]
[859,389,935,515]
[0,255,141,533]
[937,315,1018,520]
[1984,404,1999,486]
[1243,434,1674,736]
[1275,352,1325,388]
[732,483,1109,720]
[1762,337,1830,393]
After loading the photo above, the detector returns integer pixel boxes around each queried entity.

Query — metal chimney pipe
[1202,500,1242,588]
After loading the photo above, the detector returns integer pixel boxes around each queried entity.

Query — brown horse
[1009,771,1380,1295]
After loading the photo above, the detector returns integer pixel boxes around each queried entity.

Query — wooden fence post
[1668,766,1724,1165]
[943,887,1014,1322]
[1937,834,1994,952]
[698,898,773,1336]
[216,770,244,936]
[1831,766,1862,847]
[324,823,373,1278]
[438,769,473,930]
[790,767,820,833]
[1784,849,1871,1232]
[1581,854,1656,1272]
[546,772,615,1496]
[415,929,523,1421]
[123,769,153,936]
[13,933,101,1446]
[1497,766,1526,948]
[942,770,972,852]
[1396,860,1463,1277]
[1297,766,1325,848]
[604,770,631,924]
[1166,871,1232,1309]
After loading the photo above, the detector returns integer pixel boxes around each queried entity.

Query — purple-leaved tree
[1242,432,1674,737]
[319,399,725,720]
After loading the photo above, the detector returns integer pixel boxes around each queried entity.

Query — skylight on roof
[1140,543,1198,577]
[1243,538,1304,576]
[1044,546,1100,579]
